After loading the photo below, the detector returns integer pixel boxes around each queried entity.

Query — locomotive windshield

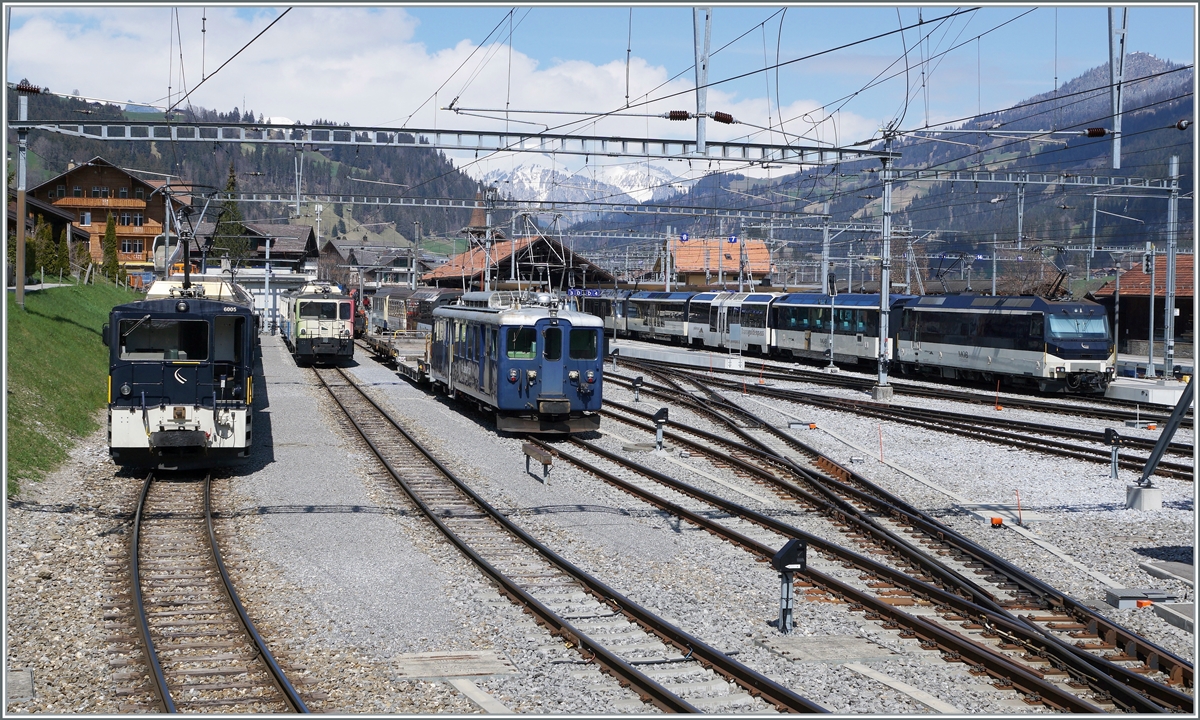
[506,327,536,358]
[298,301,346,320]
[569,329,598,360]
[1046,315,1109,341]
[120,319,209,360]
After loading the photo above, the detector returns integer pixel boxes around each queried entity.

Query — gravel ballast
[6,334,1194,714]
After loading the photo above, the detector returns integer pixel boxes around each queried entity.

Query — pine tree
[213,160,251,269]
[101,212,118,279]
[57,227,70,277]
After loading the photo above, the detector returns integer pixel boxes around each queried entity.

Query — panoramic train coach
[105,278,258,467]
[771,292,914,364]
[280,281,355,365]
[893,294,1115,392]
[423,291,604,433]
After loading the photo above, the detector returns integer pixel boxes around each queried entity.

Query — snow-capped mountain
[474,161,693,223]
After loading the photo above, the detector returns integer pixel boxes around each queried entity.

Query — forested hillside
[7,88,482,242]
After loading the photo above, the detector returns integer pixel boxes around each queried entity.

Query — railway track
[622,350,1192,427]
[618,359,1193,482]
[596,363,1193,713]
[313,365,827,713]
[128,473,308,713]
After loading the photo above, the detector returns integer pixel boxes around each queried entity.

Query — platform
[1104,377,1190,406]
[611,341,745,371]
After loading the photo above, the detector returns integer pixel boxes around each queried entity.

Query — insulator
[667,110,690,121]
[1176,119,1193,131]
[1085,128,1107,137]
[711,111,735,124]
[14,81,41,94]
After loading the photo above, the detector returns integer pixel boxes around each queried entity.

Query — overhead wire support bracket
[9,120,899,167]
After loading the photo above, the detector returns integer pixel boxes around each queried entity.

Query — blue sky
[6,5,1195,178]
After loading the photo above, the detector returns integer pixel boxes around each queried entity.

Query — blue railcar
[425,291,604,433]
[105,279,258,467]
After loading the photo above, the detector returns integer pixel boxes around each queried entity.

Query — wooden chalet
[27,156,186,271]
[191,222,318,273]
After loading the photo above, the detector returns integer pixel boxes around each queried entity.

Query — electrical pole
[1016,179,1026,249]
[1164,155,1178,377]
[992,234,998,296]
[874,133,895,401]
[821,202,831,295]
[1147,239,1155,375]
[1089,196,1098,282]
[693,7,712,156]
[14,83,39,307]
[412,220,420,290]
[1109,7,1127,169]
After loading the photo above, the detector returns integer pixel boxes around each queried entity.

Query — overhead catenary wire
[167,7,292,114]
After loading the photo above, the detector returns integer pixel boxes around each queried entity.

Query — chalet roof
[30,156,162,195]
[7,190,91,242]
[348,247,409,267]
[425,236,536,281]
[671,238,771,274]
[192,222,315,256]
[423,235,613,283]
[1092,255,1194,298]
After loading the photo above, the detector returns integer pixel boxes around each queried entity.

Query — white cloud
[8,7,884,185]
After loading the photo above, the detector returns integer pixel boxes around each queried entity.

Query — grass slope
[6,282,141,495]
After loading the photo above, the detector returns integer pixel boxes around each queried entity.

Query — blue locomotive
[105,279,258,467]
[395,291,603,433]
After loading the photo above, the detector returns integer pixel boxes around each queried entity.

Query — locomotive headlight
[527,370,538,383]
[586,370,595,383]
[120,383,132,397]
[175,300,189,313]
[508,368,519,383]
[568,370,580,381]
[1056,367,1066,373]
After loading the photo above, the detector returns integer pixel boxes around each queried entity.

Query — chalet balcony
[52,197,153,209]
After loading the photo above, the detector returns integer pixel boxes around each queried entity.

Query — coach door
[539,322,564,393]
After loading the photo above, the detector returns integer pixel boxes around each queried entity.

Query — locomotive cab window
[1046,314,1106,340]
[214,316,245,363]
[569,329,598,360]
[543,327,562,360]
[299,301,339,320]
[340,303,352,320]
[120,318,209,361]
[506,327,536,359]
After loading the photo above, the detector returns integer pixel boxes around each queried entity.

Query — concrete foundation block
[871,385,894,402]
[1126,484,1163,511]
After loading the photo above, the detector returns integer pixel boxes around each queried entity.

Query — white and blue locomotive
[105,279,258,467]
[400,291,604,433]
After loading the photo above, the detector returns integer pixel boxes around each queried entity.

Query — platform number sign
[728,235,738,244]
[680,232,689,243]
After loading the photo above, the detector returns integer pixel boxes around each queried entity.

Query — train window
[1047,314,1106,340]
[689,302,710,324]
[120,319,209,361]
[569,329,598,360]
[340,303,352,320]
[299,301,339,320]
[543,327,562,361]
[728,308,741,325]
[507,327,536,359]
[626,303,640,318]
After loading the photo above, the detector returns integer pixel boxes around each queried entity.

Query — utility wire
[167,8,291,113]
